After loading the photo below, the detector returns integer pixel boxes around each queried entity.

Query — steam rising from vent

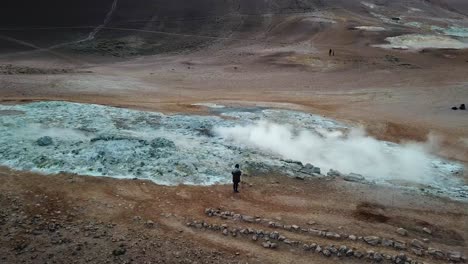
[215,121,443,184]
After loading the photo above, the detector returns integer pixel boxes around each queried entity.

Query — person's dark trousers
[233,181,239,192]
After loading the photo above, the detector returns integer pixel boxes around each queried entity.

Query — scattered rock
[241,215,254,223]
[373,252,383,262]
[448,251,463,262]
[322,249,331,257]
[145,220,155,228]
[396,228,408,236]
[327,169,342,177]
[381,238,394,247]
[112,247,126,256]
[338,245,347,254]
[150,137,176,149]
[315,245,322,253]
[269,231,279,240]
[411,248,424,256]
[363,236,381,246]
[308,229,321,236]
[325,232,341,239]
[394,253,407,264]
[393,240,406,250]
[36,136,53,146]
[354,250,363,258]
[422,227,432,235]
[261,241,276,249]
[427,248,445,259]
[410,239,426,249]
[343,173,365,182]
[300,163,319,175]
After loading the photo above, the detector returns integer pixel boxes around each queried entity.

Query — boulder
[36,136,53,146]
[322,249,331,257]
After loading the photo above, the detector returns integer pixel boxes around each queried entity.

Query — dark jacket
[232,168,241,183]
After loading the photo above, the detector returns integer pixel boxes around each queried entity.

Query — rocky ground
[0,1,467,263]
[0,167,466,264]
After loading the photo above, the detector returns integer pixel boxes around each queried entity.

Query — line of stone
[187,219,425,264]
[204,208,465,263]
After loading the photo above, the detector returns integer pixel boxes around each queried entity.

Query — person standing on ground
[232,164,242,193]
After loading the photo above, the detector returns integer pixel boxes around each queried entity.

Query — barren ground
[0,0,467,263]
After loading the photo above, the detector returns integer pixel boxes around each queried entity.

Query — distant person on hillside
[329,49,332,56]
[232,164,242,193]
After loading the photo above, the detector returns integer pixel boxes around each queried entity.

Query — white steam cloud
[215,121,445,184]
